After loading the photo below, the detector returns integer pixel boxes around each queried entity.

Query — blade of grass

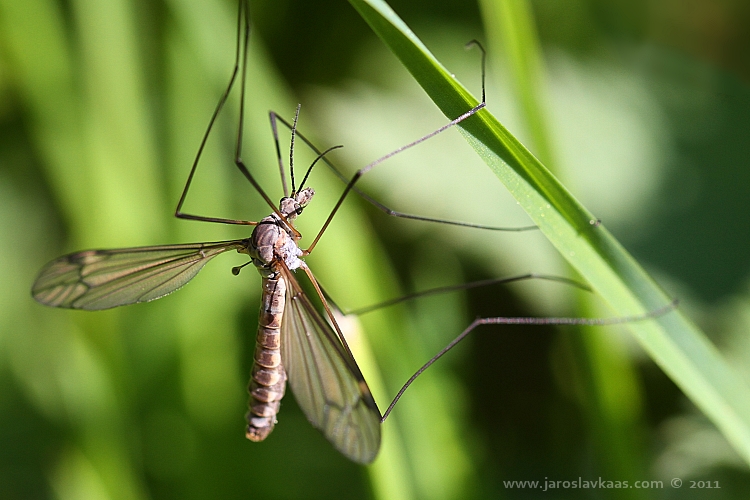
[347,0,750,466]
[482,0,653,491]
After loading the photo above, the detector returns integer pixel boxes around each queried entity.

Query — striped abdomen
[245,276,288,441]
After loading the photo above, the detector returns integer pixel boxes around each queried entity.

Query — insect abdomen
[246,277,288,441]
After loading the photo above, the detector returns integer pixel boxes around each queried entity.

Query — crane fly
[29,0,488,464]
[31,0,676,464]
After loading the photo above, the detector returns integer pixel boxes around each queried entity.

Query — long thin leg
[298,41,549,252]
[303,100,487,255]
[230,0,292,227]
[174,0,287,228]
[273,41,534,235]
[345,273,592,316]
[270,109,536,234]
[174,0,255,225]
[380,298,679,422]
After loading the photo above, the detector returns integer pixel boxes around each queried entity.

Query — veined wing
[32,240,246,310]
[278,263,382,464]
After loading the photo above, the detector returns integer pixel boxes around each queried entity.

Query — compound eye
[279,197,300,216]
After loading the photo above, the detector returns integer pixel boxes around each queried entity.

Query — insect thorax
[245,188,314,276]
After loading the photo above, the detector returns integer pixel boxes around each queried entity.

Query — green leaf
[348,0,750,467]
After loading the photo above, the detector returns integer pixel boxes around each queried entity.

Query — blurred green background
[1,0,750,498]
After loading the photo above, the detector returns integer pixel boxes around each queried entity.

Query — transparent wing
[278,264,382,464]
[32,240,246,310]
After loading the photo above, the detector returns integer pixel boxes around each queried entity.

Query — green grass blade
[347,0,750,466]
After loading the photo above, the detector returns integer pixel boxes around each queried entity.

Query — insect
[30,0,675,464]
[29,0,486,464]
